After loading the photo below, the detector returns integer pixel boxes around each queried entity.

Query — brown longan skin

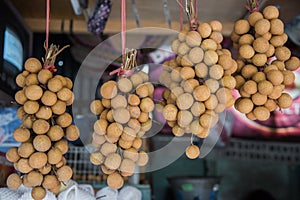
[107,172,124,189]
[234,19,250,35]
[57,165,73,182]
[14,127,31,143]
[185,145,200,159]
[7,173,22,190]
[24,58,42,73]
[31,186,46,200]
[42,175,60,190]
[6,147,20,163]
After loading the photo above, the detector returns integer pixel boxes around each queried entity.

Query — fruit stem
[43,43,70,70]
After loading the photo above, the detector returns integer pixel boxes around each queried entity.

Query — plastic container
[167,176,220,200]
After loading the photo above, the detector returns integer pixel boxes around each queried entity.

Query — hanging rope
[179,0,183,30]
[121,0,126,64]
[45,0,50,50]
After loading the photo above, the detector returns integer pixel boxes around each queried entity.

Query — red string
[179,0,183,31]
[121,0,126,64]
[189,0,198,31]
[46,0,50,50]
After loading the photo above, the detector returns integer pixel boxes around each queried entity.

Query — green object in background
[181,183,194,192]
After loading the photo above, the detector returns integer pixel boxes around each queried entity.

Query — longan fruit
[176,93,194,110]
[112,107,130,124]
[31,186,46,200]
[18,142,35,158]
[185,145,200,159]
[266,70,284,86]
[33,135,51,152]
[104,153,122,170]
[14,127,30,142]
[188,46,204,64]
[128,106,141,119]
[15,90,28,105]
[35,106,52,120]
[204,94,218,110]
[253,106,270,121]
[209,31,223,44]
[252,53,267,67]
[29,152,47,169]
[268,84,284,99]
[235,98,254,114]
[17,158,33,173]
[130,73,144,88]
[277,93,293,109]
[285,56,300,71]
[255,19,271,35]
[201,38,218,51]
[231,31,240,43]
[265,44,275,57]
[16,73,26,88]
[47,125,64,141]
[205,78,219,93]
[47,147,63,165]
[241,64,258,79]
[118,138,133,149]
[251,72,265,83]
[123,148,139,162]
[204,50,219,66]
[181,55,194,67]
[57,165,73,182]
[38,69,53,85]
[218,54,233,70]
[177,42,190,56]
[221,75,236,89]
[51,100,66,115]
[27,171,43,187]
[22,115,33,128]
[264,99,278,112]
[210,20,222,32]
[47,77,63,93]
[263,5,279,19]
[57,87,72,102]
[118,77,133,93]
[258,80,274,95]
[56,112,73,128]
[128,94,140,106]
[42,175,60,190]
[177,110,193,128]
[248,11,264,26]
[275,46,291,61]
[65,124,80,141]
[90,152,104,165]
[199,113,215,128]
[234,75,245,90]
[110,94,127,109]
[92,132,106,146]
[54,139,69,154]
[120,158,135,177]
[272,61,285,71]
[101,98,111,109]
[197,22,212,38]
[182,79,199,93]
[193,85,210,101]
[171,39,180,53]
[238,34,254,45]
[140,97,154,113]
[234,19,250,35]
[253,37,269,53]
[282,70,295,86]
[136,150,149,166]
[264,65,278,73]
[163,104,178,121]
[24,58,42,73]
[41,90,57,106]
[186,31,202,47]
[6,173,22,190]
[195,63,208,79]
[270,35,285,47]
[32,119,50,134]
[252,93,267,106]
[6,147,20,163]
[239,44,255,59]
[24,100,40,114]
[101,142,118,156]
[107,172,124,189]
[101,165,115,175]
[270,19,284,35]
[100,80,117,99]
[171,125,185,137]
[25,73,39,86]
[216,88,233,104]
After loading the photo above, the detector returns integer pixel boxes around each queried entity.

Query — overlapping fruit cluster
[89,70,153,189]
[6,55,80,199]
[232,5,300,120]
[160,20,237,159]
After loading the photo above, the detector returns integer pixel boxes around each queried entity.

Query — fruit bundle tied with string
[159,1,237,159]
[89,50,151,189]
[231,0,300,121]
[6,44,80,200]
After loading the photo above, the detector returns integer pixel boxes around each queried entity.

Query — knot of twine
[109,67,134,77]
[44,65,57,73]
[244,0,260,13]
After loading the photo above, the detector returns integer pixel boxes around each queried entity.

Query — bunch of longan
[160,20,237,159]
[89,71,152,189]
[232,5,300,120]
[6,57,80,200]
